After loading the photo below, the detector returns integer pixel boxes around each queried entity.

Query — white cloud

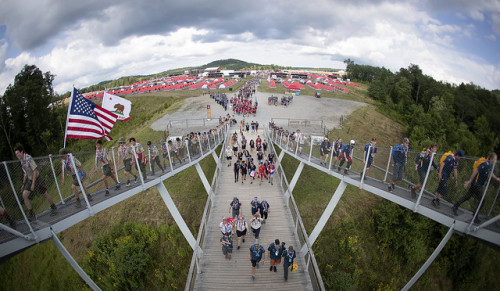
[470,10,485,21]
[1,0,499,95]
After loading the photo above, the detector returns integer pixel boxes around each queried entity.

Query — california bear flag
[102,92,132,121]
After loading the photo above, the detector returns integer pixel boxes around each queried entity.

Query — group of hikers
[269,123,500,223]
[267,95,293,106]
[1,122,229,226]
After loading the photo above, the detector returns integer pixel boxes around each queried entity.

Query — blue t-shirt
[341,144,353,157]
[250,245,265,261]
[416,149,438,172]
[474,161,491,187]
[441,155,457,179]
[392,144,409,164]
[268,243,283,260]
[363,143,377,161]
[282,250,296,263]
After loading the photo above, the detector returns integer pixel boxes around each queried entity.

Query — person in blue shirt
[282,245,297,281]
[338,140,355,175]
[268,239,284,272]
[388,137,410,192]
[453,152,500,222]
[331,137,342,168]
[410,143,438,198]
[250,242,266,280]
[361,138,377,180]
[432,150,465,208]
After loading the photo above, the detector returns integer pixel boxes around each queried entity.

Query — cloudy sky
[0,0,499,94]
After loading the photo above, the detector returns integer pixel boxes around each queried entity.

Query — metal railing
[267,124,500,233]
[185,124,229,290]
[264,126,326,291]
[0,124,229,248]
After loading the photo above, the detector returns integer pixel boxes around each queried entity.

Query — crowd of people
[268,122,500,222]
[2,121,231,226]
[217,126,297,281]
[267,95,293,106]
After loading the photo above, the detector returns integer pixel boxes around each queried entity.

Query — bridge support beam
[302,181,346,254]
[195,163,214,199]
[402,222,455,291]
[278,149,285,163]
[156,183,197,250]
[288,161,304,193]
[51,230,101,291]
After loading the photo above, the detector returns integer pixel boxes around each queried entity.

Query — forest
[344,59,500,156]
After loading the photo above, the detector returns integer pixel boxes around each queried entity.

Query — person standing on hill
[432,149,465,208]
[453,152,500,222]
[15,145,57,220]
[411,144,438,198]
[388,138,410,192]
[250,242,266,280]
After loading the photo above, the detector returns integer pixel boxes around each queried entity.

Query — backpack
[416,148,429,167]
[473,157,488,171]
[440,151,454,165]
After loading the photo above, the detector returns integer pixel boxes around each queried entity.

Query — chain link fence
[268,124,500,224]
[0,123,228,242]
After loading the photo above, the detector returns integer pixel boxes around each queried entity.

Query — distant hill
[201,58,261,70]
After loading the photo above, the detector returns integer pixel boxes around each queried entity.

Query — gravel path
[151,87,366,135]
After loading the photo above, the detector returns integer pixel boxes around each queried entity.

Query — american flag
[65,88,118,141]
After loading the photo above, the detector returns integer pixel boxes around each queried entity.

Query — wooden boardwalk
[194,128,312,290]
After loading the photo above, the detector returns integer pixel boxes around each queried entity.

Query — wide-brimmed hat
[118,137,125,143]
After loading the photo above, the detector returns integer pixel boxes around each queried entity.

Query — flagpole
[63,87,75,148]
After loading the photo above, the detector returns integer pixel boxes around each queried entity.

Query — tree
[0,64,63,160]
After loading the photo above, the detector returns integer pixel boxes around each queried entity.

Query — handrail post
[165,142,174,172]
[69,153,93,215]
[286,134,290,151]
[207,132,212,150]
[197,135,203,156]
[185,139,192,163]
[111,147,120,184]
[360,145,371,188]
[468,160,497,232]
[383,146,393,183]
[3,161,37,240]
[131,147,145,185]
[48,154,65,204]
[308,136,313,162]
[328,144,334,170]
[295,135,299,156]
[488,186,500,217]
[414,152,436,211]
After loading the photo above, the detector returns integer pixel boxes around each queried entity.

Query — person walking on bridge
[282,246,297,281]
[452,152,500,222]
[60,148,91,207]
[338,140,355,175]
[361,138,377,179]
[388,138,410,192]
[117,137,138,186]
[95,140,120,195]
[432,149,464,208]
[15,145,57,220]
[268,239,284,272]
[250,242,266,280]
[411,143,438,198]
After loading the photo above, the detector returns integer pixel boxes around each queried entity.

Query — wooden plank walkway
[194,128,312,290]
